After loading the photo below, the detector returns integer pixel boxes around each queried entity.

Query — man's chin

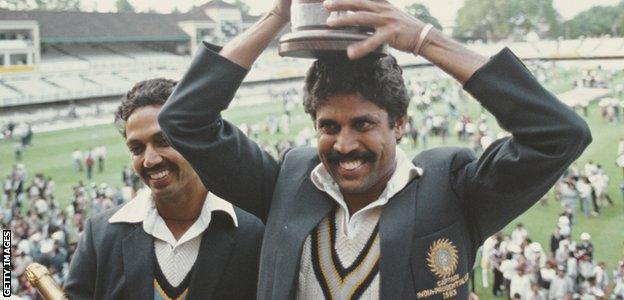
[336,181,369,196]
[150,186,175,199]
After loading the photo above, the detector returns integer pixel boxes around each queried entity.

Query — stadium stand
[3,0,624,110]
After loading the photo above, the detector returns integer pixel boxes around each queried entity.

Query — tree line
[453,0,624,42]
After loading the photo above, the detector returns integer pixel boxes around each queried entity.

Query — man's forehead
[125,117,161,143]
[318,93,385,112]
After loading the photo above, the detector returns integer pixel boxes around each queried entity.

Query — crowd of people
[476,156,624,299]
[1,164,137,298]
[480,218,624,300]
[481,221,624,299]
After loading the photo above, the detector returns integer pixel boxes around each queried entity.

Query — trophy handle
[25,263,69,300]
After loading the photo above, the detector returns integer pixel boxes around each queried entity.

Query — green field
[1,67,623,298]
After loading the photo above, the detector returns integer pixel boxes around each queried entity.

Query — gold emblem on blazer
[426,238,459,279]
[417,239,468,298]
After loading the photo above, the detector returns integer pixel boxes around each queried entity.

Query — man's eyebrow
[316,118,338,126]
[351,114,378,124]
[125,131,164,145]
[153,131,166,140]
[125,138,139,146]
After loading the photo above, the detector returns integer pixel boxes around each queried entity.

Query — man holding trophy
[158,0,591,299]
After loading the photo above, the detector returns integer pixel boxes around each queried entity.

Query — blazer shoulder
[229,206,264,248]
[83,205,138,245]
[282,146,317,162]
[232,206,265,230]
[280,146,319,173]
[413,147,476,172]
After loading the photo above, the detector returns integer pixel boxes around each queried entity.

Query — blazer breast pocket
[410,221,471,300]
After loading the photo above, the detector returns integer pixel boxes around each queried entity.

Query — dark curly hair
[303,55,410,127]
[115,78,177,138]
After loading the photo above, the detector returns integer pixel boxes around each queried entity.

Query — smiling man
[63,79,264,300]
[158,0,591,298]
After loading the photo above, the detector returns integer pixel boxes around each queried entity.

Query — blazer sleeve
[63,218,96,300]
[452,48,592,243]
[158,43,279,222]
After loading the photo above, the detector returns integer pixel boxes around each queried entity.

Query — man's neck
[154,184,207,240]
[343,191,385,216]
[343,163,396,216]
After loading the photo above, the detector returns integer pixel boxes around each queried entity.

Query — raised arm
[158,2,290,221]
[323,0,487,83]
[324,0,591,242]
[455,49,591,242]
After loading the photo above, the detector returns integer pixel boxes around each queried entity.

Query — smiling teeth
[149,170,169,180]
[339,160,364,171]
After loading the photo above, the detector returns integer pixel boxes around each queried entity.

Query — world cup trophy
[278,0,386,58]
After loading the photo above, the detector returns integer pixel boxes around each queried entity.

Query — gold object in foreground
[25,263,69,300]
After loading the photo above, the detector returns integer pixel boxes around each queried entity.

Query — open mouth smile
[339,159,364,171]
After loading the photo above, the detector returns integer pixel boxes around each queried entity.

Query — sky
[84,0,622,24]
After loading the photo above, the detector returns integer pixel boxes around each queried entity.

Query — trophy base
[278,30,386,59]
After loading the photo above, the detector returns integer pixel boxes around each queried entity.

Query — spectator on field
[559,178,578,222]
[3,175,12,203]
[577,233,594,261]
[549,266,574,300]
[613,261,624,299]
[592,262,609,291]
[71,149,83,172]
[481,234,500,289]
[592,165,613,207]
[555,240,572,266]
[512,223,529,247]
[85,151,94,180]
[491,242,505,297]
[15,143,23,161]
[510,266,532,300]
[538,260,557,297]
[94,146,107,173]
[584,161,598,178]
[617,138,624,179]
[576,176,594,217]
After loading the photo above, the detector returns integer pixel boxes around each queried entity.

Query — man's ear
[394,116,407,140]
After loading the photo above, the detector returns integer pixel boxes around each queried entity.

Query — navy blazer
[159,44,591,299]
[64,205,264,300]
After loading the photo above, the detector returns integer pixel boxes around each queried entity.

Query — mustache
[327,150,376,165]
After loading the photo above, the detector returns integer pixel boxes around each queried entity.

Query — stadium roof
[185,0,261,23]
[191,0,238,11]
[0,10,194,43]
[0,0,263,44]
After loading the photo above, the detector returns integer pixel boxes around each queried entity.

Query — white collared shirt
[310,147,422,237]
[109,189,238,286]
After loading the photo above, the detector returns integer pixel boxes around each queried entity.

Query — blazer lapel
[379,178,421,299]
[273,178,334,299]
[122,225,154,300]
[186,217,235,300]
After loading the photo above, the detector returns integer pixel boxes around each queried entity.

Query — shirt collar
[310,147,423,212]
[108,188,238,228]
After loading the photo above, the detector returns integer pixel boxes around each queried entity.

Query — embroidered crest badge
[426,238,459,279]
